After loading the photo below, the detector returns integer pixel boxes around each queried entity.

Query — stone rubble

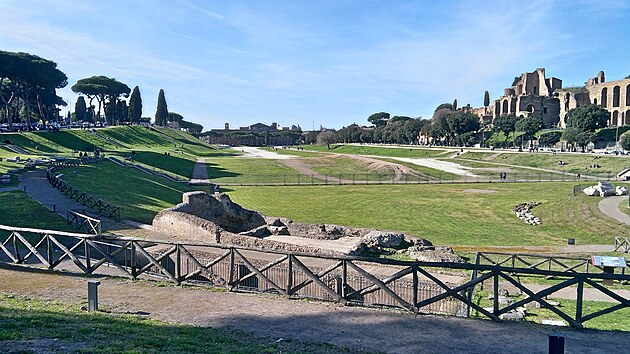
[512,202,542,225]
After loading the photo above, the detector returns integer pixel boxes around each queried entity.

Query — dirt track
[1,263,628,354]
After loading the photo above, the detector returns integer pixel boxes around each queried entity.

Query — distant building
[473,68,630,129]
[204,122,302,146]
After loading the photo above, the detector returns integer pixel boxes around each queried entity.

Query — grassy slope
[60,161,212,223]
[226,183,626,246]
[0,291,351,353]
[457,151,629,175]
[0,191,73,231]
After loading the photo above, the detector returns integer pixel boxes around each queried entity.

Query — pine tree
[155,89,168,126]
[128,86,142,123]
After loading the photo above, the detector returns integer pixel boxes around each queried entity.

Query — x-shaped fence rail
[1,224,628,329]
[615,237,630,254]
[46,159,120,220]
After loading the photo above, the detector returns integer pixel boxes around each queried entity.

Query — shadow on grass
[0,298,355,353]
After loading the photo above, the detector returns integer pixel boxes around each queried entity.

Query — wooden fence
[615,237,630,254]
[0,224,628,328]
[46,159,121,220]
[66,210,101,235]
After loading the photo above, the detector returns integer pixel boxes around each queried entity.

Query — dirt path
[282,154,421,183]
[598,195,630,225]
[189,158,213,185]
[1,263,628,354]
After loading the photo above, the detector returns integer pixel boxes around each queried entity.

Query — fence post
[341,260,348,298]
[130,242,137,279]
[175,244,181,285]
[286,255,293,295]
[46,235,53,269]
[576,276,584,327]
[412,264,418,314]
[228,248,235,288]
[493,269,499,318]
[84,239,91,272]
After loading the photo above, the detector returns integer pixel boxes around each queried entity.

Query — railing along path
[1,224,628,328]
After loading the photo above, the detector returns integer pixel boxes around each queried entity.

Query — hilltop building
[203,122,302,146]
[481,68,630,129]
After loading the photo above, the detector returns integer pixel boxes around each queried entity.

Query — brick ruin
[152,191,463,262]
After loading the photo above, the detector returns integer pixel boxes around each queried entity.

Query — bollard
[87,280,100,311]
[548,333,565,354]
[23,186,26,192]
[53,204,56,212]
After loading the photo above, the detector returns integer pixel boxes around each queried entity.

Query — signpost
[591,256,627,286]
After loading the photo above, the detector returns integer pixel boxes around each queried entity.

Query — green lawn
[226,183,626,247]
[206,157,300,184]
[1,132,72,154]
[0,291,353,353]
[60,161,211,224]
[456,151,629,176]
[0,191,73,231]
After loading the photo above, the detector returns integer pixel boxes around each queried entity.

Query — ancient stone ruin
[153,191,463,262]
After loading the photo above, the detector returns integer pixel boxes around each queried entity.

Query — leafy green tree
[446,111,480,142]
[483,91,490,108]
[538,131,561,147]
[562,127,593,152]
[367,112,389,127]
[620,131,630,151]
[0,51,67,130]
[316,130,336,149]
[566,104,609,132]
[155,89,168,126]
[72,76,129,124]
[493,114,518,147]
[75,96,87,122]
[128,85,142,123]
[433,103,454,114]
[515,117,542,147]
[117,100,128,122]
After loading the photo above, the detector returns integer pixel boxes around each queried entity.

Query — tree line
[1,50,201,132]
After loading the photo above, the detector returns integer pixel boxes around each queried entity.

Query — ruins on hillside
[152,191,463,262]
[477,68,630,129]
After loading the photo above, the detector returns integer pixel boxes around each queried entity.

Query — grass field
[0,191,73,231]
[60,161,211,224]
[206,157,299,184]
[226,183,626,246]
[0,291,351,353]
[457,151,628,176]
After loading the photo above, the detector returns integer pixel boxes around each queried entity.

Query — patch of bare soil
[474,167,515,173]
[462,189,498,194]
[282,154,423,183]
[1,264,629,354]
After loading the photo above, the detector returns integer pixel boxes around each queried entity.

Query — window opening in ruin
[502,100,508,114]
[543,107,548,114]
[612,111,619,126]
[533,86,537,94]
[601,88,608,108]
[613,86,620,107]
[626,85,630,106]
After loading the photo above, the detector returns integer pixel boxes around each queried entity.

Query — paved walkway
[598,195,630,225]
[189,158,212,185]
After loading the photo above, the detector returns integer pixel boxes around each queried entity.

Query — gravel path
[236,146,296,159]
[387,157,478,177]
[598,196,630,225]
[2,263,628,354]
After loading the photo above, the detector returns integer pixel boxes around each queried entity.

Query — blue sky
[1,0,629,130]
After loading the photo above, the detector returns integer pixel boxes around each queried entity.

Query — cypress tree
[484,91,490,108]
[75,96,87,122]
[452,99,458,110]
[155,89,168,126]
[128,86,142,123]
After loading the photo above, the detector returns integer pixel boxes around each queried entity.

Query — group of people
[499,172,508,181]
